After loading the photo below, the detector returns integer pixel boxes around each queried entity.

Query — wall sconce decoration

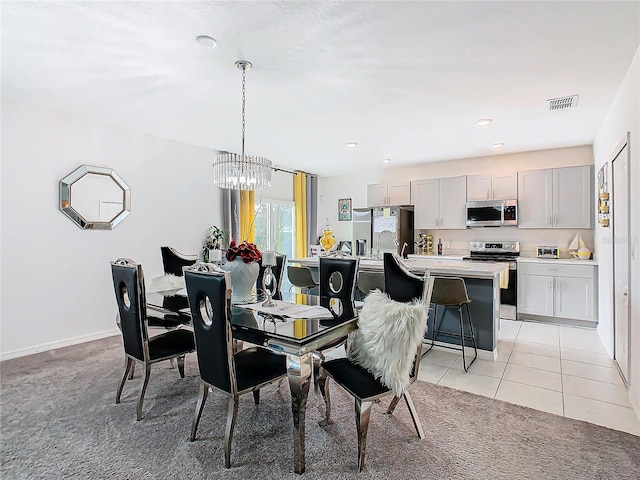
[597,164,610,227]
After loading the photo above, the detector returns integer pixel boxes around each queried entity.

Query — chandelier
[212,60,272,190]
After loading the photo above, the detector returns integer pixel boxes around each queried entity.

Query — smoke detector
[547,95,579,111]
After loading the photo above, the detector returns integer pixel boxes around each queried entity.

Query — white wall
[257,169,294,202]
[318,145,594,256]
[0,99,224,359]
[593,46,640,415]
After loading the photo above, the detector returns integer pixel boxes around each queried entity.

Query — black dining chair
[317,253,433,471]
[159,246,198,312]
[160,246,198,276]
[256,253,287,301]
[312,256,359,396]
[111,258,196,421]
[183,263,288,468]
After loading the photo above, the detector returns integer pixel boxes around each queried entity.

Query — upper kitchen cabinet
[366,182,411,207]
[466,173,517,201]
[518,165,593,229]
[411,176,467,229]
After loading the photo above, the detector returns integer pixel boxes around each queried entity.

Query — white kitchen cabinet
[411,176,467,230]
[517,165,593,229]
[366,182,411,207]
[517,262,596,322]
[552,166,593,228]
[518,274,554,317]
[466,173,517,201]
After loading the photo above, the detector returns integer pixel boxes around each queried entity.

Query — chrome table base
[287,352,313,474]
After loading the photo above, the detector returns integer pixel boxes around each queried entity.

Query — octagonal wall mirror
[59,165,131,230]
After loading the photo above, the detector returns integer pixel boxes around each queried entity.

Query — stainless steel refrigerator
[372,206,414,258]
[352,208,373,256]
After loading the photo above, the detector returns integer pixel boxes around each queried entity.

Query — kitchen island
[289,256,509,358]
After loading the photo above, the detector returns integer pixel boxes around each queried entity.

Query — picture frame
[338,198,352,221]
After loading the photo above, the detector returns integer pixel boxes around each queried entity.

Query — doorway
[611,132,631,385]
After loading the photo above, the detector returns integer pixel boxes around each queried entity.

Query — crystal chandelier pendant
[212,60,272,190]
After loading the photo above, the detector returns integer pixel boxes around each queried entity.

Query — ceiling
[2,1,639,176]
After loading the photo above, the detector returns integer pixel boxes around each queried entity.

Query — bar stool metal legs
[421,277,478,371]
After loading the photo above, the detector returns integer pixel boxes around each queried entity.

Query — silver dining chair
[184,263,288,468]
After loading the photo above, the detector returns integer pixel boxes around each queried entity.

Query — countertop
[407,254,465,260]
[409,253,598,266]
[517,257,598,266]
[290,256,508,279]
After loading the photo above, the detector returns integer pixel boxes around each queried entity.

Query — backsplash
[416,228,595,259]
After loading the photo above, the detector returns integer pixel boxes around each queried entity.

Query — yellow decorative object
[320,221,336,252]
[577,237,592,260]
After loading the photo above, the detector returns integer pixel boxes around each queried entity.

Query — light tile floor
[417,319,640,436]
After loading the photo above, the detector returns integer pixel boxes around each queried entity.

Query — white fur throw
[148,274,185,295]
[347,289,428,396]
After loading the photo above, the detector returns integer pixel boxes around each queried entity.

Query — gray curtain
[222,189,240,245]
[306,174,318,254]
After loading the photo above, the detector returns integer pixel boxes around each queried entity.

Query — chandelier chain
[211,59,271,190]
[241,64,246,161]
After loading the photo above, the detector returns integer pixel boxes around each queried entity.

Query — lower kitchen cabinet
[517,262,597,322]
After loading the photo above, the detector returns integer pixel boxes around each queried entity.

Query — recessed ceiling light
[196,35,217,47]
[476,118,493,127]
[382,158,391,163]
[345,141,358,148]
[492,142,505,149]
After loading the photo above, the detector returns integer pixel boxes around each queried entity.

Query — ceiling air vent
[547,95,579,111]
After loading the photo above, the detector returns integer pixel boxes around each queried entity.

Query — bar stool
[423,276,477,371]
[287,265,319,294]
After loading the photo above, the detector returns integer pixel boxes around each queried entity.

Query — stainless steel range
[463,241,519,320]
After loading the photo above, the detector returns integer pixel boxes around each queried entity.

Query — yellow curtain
[239,190,255,243]
[294,171,307,258]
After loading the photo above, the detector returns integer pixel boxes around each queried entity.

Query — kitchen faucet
[400,242,408,259]
[376,229,399,260]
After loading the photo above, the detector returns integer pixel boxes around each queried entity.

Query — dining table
[146,290,358,474]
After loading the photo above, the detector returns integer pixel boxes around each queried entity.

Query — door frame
[611,131,631,385]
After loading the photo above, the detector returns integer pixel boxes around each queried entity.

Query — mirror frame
[59,165,131,230]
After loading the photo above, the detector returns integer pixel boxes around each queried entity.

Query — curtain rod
[272,166,315,176]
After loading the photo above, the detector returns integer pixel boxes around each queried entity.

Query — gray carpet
[1,336,639,480]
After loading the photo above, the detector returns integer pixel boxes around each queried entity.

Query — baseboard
[0,329,121,361]
[516,313,597,328]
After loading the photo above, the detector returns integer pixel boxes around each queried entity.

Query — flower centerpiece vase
[220,259,260,302]
[219,240,262,303]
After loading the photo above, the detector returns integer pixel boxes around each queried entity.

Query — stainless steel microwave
[466,200,518,227]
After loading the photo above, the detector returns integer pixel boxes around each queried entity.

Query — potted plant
[203,226,226,262]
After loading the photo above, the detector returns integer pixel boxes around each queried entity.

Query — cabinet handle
[548,216,552,226]
[492,189,495,199]
[440,218,444,227]
[487,190,490,200]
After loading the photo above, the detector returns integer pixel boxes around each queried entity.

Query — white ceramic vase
[220,259,260,302]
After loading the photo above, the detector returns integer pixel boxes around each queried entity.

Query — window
[253,199,295,292]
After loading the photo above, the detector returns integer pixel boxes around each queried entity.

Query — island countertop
[290,256,509,281]
[289,255,505,357]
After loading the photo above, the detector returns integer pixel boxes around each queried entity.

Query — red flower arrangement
[226,239,262,264]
